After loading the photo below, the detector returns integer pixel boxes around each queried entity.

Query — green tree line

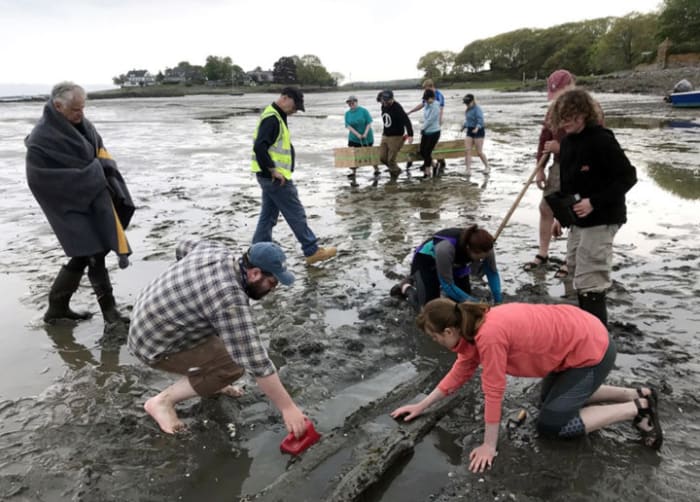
[114,54,339,87]
[417,0,700,82]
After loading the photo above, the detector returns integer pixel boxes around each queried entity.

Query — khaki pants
[379,135,405,175]
[566,224,619,293]
[151,336,244,397]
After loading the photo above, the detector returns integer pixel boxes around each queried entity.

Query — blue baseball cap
[248,242,295,285]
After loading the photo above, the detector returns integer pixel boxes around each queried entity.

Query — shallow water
[0,90,698,501]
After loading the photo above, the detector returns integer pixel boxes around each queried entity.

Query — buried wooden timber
[247,358,473,502]
[333,139,468,168]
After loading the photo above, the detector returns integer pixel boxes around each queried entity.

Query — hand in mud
[390,404,423,422]
[468,443,497,473]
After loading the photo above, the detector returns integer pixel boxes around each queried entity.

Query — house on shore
[123,70,155,87]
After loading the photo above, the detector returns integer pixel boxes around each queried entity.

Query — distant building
[123,69,155,87]
[246,69,274,85]
[162,67,206,85]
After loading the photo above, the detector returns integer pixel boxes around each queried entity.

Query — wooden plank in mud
[249,358,473,502]
[333,139,467,168]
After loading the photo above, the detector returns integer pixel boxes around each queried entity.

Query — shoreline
[2,67,699,103]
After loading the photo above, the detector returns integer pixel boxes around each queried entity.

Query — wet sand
[0,90,698,501]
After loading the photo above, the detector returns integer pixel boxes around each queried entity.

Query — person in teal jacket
[390,225,502,309]
[344,95,377,177]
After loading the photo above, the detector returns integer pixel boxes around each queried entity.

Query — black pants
[419,130,441,168]
[409,253,470,309]
[64,252,108,275]
[537,334,616,437]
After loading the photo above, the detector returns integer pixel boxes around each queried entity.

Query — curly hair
[550,89,600,130]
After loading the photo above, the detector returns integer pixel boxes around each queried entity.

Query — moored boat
[665,89,700,108]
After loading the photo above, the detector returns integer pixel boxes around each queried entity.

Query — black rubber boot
[43,266,92,323]
[88,268,130,325]
[578,291,608,327]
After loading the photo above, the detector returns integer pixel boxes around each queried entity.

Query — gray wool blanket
[25,100,135,262]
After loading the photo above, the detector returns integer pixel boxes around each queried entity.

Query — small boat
[665,90,700,108]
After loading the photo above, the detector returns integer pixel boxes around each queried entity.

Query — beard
[246,278,273,300]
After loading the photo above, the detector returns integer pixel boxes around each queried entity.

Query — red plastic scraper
[280,418,321,455]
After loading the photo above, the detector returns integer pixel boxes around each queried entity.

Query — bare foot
[218,385,245,398]
[144,395,186,434]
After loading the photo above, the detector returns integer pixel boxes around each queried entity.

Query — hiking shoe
[390,278,412,298]
[306,247,337,265]
[405,286,419,309]
[390,283,404,298]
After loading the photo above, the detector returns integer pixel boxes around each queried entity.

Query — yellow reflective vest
[251,105,293,180]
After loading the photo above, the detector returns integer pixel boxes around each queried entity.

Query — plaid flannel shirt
[127,239,276,377]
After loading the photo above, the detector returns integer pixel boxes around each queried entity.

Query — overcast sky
[0,0,662,87]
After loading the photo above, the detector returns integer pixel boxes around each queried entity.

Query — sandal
[523,254,548,271]
[554,264,569,279]
[633,390,663,450]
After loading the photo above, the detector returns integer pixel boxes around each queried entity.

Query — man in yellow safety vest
[251,87,336,265]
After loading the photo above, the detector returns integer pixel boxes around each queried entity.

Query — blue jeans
[252,176,318,257]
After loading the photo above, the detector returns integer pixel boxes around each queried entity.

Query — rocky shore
[515,67,700,96]
[580,67,700,95]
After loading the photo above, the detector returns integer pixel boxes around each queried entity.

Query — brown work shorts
[151,336,244,397]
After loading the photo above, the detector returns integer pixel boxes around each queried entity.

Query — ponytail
[417,298,490,343]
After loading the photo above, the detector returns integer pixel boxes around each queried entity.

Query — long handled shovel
[493,153,549,241]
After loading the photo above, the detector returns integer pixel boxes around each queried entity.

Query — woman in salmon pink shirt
[391,300,662,473]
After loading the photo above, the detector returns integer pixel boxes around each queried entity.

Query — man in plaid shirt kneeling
[128,239,308,437]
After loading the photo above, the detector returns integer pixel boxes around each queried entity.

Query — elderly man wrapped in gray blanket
[25,81,134,326]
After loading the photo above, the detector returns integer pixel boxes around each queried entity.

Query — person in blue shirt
[390,225,503,310]
[461,94,489,175]
[408,79,446,172]
[419,89,441,178]
[344,95,378,177]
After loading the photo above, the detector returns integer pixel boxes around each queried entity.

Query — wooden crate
[333,139,466,168]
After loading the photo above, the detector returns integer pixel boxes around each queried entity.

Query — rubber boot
[88,268,130,325]
[578,291,608,327]
[43,266,92,323]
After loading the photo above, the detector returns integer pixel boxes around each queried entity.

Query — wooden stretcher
[333,139,467,168]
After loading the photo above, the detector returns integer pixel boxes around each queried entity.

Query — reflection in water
[43,321,127,375]
[646,162,700,199]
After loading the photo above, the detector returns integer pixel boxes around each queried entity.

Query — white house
[123,70,156,87]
